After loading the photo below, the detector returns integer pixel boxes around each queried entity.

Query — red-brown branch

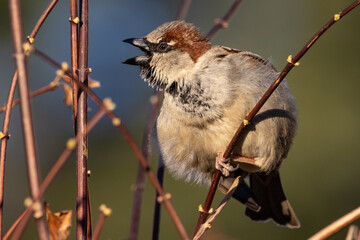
[0,71,18,238]
[27,0,59,42]
[9,0,49,238]
[76,0,90,238]
[92,205,111,240]
[206,0,244,39]
[0,84,59,113]
[70,0,79,122]
[308,206,360,240]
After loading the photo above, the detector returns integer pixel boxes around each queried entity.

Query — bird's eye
[157,42,171,53]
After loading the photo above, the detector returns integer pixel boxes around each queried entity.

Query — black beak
[123,38,151,66]
[123,38,149,51]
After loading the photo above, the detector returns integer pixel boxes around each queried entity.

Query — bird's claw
[215,152,239,177]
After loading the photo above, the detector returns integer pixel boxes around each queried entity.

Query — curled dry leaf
[45,203,72,240]
[63,84,73,109]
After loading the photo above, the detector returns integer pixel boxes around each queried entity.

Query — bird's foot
[215,152,239,177]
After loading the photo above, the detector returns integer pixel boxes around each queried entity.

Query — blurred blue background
[0,0,360,239]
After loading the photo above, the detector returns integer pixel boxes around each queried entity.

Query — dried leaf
[63,84,73,109]
[46,203,72,240]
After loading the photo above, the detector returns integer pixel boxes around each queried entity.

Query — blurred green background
[1,0,360,239]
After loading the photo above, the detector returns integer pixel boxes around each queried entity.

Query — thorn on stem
[99,204,112,216]
[61,62,69,72]
[66,138,77,150]
[23,198,43,218]
[130,183,145,191]
[24,197,33,207]
[27,36,35,44]
[69,16,80,24]
[103,98,116,111]
[0,131,9,140]
[112,117,121,126]
[214,18,228,28]
[149,95,159,105]
[287,55,300,66]
[32,201,43,219]
[22,42,34,55]
[157,193,171,203]
[334,13,341,21]
[198,205,213,214]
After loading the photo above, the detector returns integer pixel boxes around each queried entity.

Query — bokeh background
[1,0,360,239]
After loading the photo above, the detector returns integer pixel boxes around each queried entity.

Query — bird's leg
[215,152,239,177]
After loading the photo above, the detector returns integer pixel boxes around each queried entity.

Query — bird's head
[123,21,211,91]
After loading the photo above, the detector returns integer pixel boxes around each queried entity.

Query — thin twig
[194,0,360,236]
[5,109,106,239]
[92,204,112,240]
[177,0,192,20]
[345,225,359,240]
[2,208,29,240]
[9,0,49,238]
[33,49,190,240]
[206,0,243,39]
[0,71,18,237]
[0,84,59,113]
[77,0,90,238]
[128,93,161,240]
[152,158,165,240]
[87,187,92,239]
[2,0,60,237]
[194,175,243,240]
[70,0,79,122]
[27,0,59,42]
[308,207,360,240]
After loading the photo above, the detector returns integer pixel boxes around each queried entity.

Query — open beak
[123,38,151,66]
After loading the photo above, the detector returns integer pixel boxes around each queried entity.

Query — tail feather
[245,170,300,228]
[218,170,261,212]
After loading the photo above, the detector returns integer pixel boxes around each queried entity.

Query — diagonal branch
[27,0,59,43]
[0,83,60,113]
[128,93,161,240]
[9,0,49,238]
[206,0,244,39]
[308,206,360,240]
[70,0,79,122]
[92,204,112,240]
[177,0,192,20]
[0,71,18,238]
[194,0,360,236]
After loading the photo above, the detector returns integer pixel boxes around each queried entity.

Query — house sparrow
[123,21,300,228]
